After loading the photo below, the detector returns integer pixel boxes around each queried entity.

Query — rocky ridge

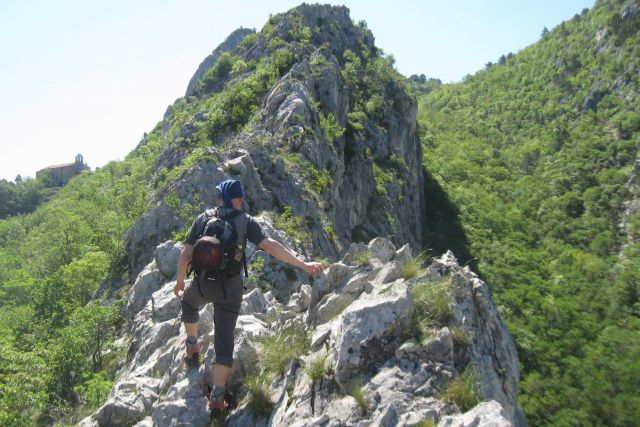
[125,4,425,279]
[83,235,525,426]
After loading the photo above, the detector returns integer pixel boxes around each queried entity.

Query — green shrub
[273,206,312,245]
[319,112,344,144]
[196,52,237,94]
[416,419,437,427]
[310,168,332,194]
[440,366,480,412]
[241,33,258,49]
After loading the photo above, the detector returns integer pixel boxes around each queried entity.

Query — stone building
[36,154,90,187]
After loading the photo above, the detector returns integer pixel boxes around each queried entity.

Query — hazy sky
[0,0,595,181]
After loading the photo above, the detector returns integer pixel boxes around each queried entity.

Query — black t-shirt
[184,209,266,247]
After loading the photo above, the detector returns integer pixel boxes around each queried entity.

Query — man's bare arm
[258,238,324,275]
[174,244,194,299]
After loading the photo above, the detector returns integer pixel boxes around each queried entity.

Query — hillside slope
[418,0,639,424]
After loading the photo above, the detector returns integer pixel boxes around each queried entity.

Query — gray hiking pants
[181,274,243,367]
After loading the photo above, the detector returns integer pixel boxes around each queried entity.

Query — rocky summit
[82,235,524,427]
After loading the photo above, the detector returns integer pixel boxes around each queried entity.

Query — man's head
[215,179,244,208]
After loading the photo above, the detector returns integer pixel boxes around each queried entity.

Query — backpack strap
[218,208,250,278]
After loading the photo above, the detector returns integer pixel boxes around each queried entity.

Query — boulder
[331,279,413,387]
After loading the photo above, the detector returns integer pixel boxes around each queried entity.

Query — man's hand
[174,281,185,300]
[302,261,324,275]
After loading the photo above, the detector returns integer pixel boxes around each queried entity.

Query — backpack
[189,207,249,281]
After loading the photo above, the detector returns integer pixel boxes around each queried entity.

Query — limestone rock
[240,288,269,315]
[154,240,182,278]
[126,261,166,319]
[439,400,513,427]
[331,279,413,387]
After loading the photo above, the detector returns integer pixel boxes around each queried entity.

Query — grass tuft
[305,352,331,382]
[348,378,368,415]
[440,366,480,412]
[255,328,309,376]
[451,325,472,347]
[416,419,437,427]
[398,252,428,280]
[412,276,453,327]
[351,250,372,267]
[245,375,273,417]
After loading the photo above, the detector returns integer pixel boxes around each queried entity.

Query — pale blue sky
[0,0,595,181]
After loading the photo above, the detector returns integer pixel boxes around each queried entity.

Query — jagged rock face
[83,238,524,427]
[124,3,425,279]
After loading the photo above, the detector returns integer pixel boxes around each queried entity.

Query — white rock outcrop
[83,238,525,427]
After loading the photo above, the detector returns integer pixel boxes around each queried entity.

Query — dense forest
[417,0,639,425]
[0,0,638,425]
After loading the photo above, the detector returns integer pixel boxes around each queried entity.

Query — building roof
[40,162,76,170]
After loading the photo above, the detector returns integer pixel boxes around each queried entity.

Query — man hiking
[173,178,324,411]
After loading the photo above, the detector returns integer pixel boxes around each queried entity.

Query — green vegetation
[273,206,312,246]
[418,1,640,424]
[440,366,480,412]
[350,249,372,267]
[319,112,344,144]
[195,52,238,95]
[347,377,368,415]
[0,130,162,423]
[451,326,472,348]
[411,277,453,337]
[304,352,331,382]
[398,253,427,280]
[373,163,394,195]
[245,375,273,417]
[255,328,309,376]
[416,419,437,427]
[0,176,47,219]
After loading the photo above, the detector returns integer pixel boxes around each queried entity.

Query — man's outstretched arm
[258,238,324,275]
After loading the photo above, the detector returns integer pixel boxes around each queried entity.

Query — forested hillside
[0,145,160,423]
[418,0,639,424]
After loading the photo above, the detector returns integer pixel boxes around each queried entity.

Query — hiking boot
[185,336,200,366]
[208,394,229,411]
[208,385,229,411]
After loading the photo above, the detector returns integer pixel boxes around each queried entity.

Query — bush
[319,112,344,144]
[273,206,312,245]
